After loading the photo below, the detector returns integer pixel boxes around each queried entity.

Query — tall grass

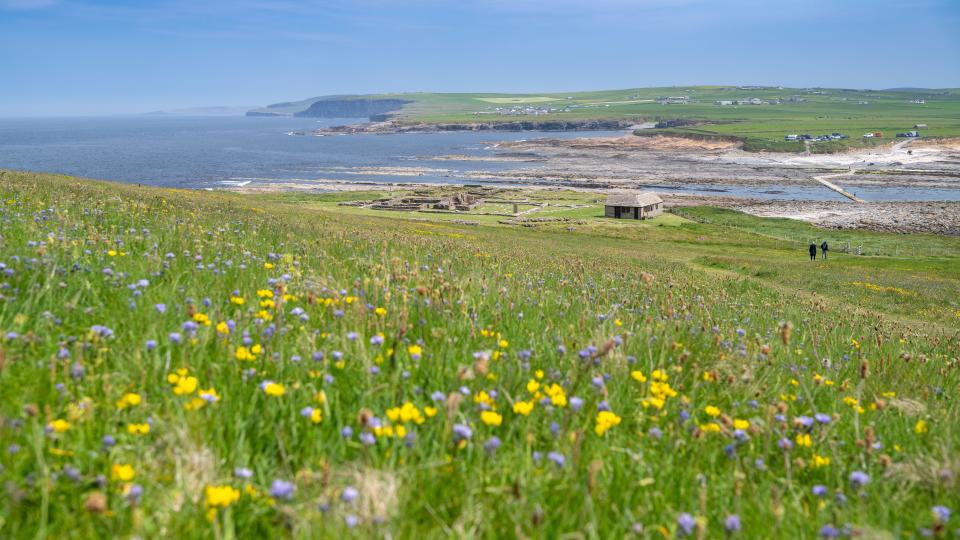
[0,171,957,538]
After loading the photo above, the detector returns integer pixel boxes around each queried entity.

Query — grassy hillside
[1,170,958,538]
[249,86,960,151]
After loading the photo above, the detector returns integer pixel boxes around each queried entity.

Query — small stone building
[604,192,663,220]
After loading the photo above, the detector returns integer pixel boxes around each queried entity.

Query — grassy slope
[251,87,960,150]
[1,171,958,538]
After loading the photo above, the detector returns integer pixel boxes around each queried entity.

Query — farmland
[250,87,960,152]
[1,170,958,538]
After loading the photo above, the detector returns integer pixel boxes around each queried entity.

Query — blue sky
[1,0,958,116]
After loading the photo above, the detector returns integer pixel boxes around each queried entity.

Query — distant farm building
[657,96,689,104]
[914,123,928,128]
[604,192,663,220]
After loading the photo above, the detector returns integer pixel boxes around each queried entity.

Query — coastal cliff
[246,98,411,120]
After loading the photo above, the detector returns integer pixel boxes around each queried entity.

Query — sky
[1,0,959,116]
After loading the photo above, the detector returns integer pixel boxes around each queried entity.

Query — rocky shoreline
[307,119,638,136]
[232,133,960,235]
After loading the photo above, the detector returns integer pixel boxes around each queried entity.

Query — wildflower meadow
[0,170,957,538]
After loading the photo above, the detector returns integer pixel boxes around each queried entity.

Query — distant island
[247,86,960,152]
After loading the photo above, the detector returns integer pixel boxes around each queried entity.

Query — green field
[251,86,960,152]
[1,170,959,538]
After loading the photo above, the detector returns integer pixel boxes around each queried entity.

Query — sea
[0,115,957,201]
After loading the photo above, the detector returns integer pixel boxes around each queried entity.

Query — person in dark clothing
[821,241,829,260]
[809,243,817,261]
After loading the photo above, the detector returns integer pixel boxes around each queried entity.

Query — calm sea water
[0,116,619,189]
[0,116,957,201]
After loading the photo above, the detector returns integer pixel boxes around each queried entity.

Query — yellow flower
[526,379,540,393]
[107,250,117,257]
[173,376,198,395]
[235,346,255,361]
[230,296,245,305]
[498,339,509,349]
[795,433,812,447]
[424,406,438,417]
[216,321,230,335]
[614,318,623,327]
[811,454,831,468]
[49,419,71,433]
[407,344,422,357]
[127,423,150,435]
[111,463,135,482]
[263,382,285,397]
[641,396,665,410]
[733,419,750,430]
[704,405,721,417]
[473,391,494,407]
[651,369,669,382]
[543,384,567,407]
[256,289,274,298]
[631,370,647,383]
[193,313,211,326]
[375,307,387,316]
[315,391,327,404]
[699,422,721,433]
[914,419,928,435]
[251,344,262,355]
[116,393,142,410]
[595,410,622,436]
[649,381,677,399]
[205,485,240,508]
[263,262,274,269]
[309,409,323,424]
[513,401,534,416]
[480,410,503,426]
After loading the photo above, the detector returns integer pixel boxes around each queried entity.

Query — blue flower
[724,514,741,533]
[933,505,951,523]
[453,424,473,442]
[341,486,359,503]
[819,524,840,538]
[677,513,696,537]
[269,479,295,500]
[849,471,870,489]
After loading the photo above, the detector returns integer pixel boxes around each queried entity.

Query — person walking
[821,241,829,260]
[809,243,817,261]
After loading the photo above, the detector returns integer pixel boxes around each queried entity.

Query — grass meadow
[0,170,958,538]
[270,87,960,152]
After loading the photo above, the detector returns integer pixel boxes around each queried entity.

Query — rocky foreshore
[309,119,637,136]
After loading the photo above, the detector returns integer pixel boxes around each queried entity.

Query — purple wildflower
[849,471,870,489]
[341,486,359,503]
[677,513,696,537]
[933,505,951,523]
[269,479,295,500]
[724,514,742,533]
[452,424,472,442]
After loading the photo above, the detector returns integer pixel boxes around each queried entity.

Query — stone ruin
[344,188,491,212]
